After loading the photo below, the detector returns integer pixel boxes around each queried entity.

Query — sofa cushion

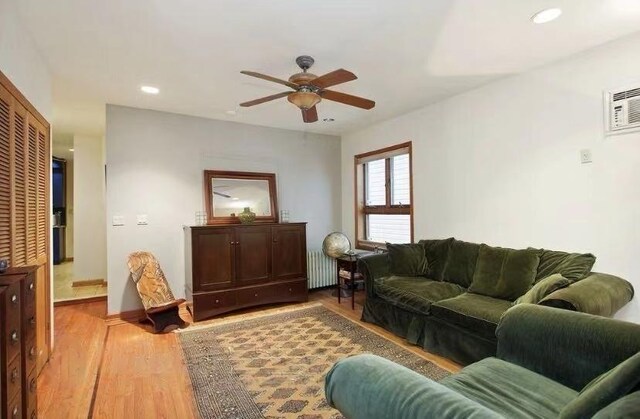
[514,273,571,305]
[468,245,540,301]
[374,276,466,315]
[431,293,512,339]
[560,352,640,419]
[442,239,480,287]
[440,357,578,419]
[418,238,454,281]
[593,391,640,419]
[530,248,596,281]
[386,242,428,276]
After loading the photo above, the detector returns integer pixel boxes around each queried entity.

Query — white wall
[73,135,107,281]
[106,105,341,314]
[342,32,640,323]
[0,0,52,120]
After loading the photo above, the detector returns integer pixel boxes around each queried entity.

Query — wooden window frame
[354,141,414,250]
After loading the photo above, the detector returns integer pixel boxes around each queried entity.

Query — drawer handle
[30,317,36,327]
[30,378,36,392]
[11,368,18,382]
[29,282,34,291]
[289,288,292,292]
[214,299,220,304]
[11,294,18,304]
[254,293,258,297]
[11,330,18,343]
[30,346,36,358]
[12,406,18,417]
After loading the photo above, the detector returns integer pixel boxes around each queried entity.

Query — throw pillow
[514,273,571,305]
[530,248,596,281]
[441,239,480,287]
[560,352,640,419]
[418,238,454,281]
[468,244,540,301]
[386,243,429,277]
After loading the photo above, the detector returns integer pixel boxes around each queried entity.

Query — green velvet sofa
[326,305,640,419]
[359,238,634,365]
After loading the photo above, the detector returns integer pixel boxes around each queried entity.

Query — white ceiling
[16,0,640,138]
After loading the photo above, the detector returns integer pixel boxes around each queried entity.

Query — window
[354,142,413,249]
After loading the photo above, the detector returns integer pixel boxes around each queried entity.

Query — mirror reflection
[211,178,272,217]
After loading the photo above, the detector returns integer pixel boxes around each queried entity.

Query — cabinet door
[192,228,235,291]
[234,226,272,285]
[272,225,307,281]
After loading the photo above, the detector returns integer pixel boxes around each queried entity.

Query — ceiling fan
[240,55,375,123]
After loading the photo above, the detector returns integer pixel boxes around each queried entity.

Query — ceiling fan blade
[311,69,357,89]
[240,71,299,89]
[239,91,291,107]
[320,90,375,110]
[301,106,318,123]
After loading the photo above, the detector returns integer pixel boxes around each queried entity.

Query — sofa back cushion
[386,243,429,277]
[442,239,480,287]
[468,245,540,301]
[560,352,640,419]
[530,248,596,281]
[418,238,454,281]
[514,273,571,305]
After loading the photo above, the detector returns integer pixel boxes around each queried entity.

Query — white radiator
[307,251,336,289]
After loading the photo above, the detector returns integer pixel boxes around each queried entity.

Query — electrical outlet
[136,214,148,225]
[580,149,593,164]
[112,215,125,226]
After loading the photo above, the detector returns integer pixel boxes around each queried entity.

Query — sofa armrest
[539,272,634,317]
[325,354,502,419]
[496,304,640,391]
[357,253,389,298]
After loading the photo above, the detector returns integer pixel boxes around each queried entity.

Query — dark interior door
[193,228,235,291]
[272,224,307,281]
[235,226,272,286]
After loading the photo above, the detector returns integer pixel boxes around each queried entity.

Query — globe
[322,232,352,258]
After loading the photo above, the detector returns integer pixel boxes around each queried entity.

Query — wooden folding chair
[127,251,186,333]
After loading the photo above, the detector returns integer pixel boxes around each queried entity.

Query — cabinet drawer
[26,366,37,419]
[25,338,37,375]
[7,393,22,419]
[4,282,22,359]
[23,273,36,313]
[192,290,237,322]
[273,280,308,300]
[6,351,22,401]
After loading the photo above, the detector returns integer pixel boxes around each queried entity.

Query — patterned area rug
[178,304,450,419]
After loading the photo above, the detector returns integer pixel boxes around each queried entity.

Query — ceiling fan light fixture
[288,91,321,110]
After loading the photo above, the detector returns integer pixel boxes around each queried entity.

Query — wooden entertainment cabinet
[184,223,308,321]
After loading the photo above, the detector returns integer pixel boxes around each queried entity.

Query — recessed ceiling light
[226,110,237,115]
[531,8,562,24]
[140,85,160,95]
[323,118,335,122]
[69,148,74,152]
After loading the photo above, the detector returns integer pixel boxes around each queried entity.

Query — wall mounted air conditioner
[604,85,640,135]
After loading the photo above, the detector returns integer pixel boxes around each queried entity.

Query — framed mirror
[204,170,279,224]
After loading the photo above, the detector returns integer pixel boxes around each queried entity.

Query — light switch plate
[112,215,125,226]
[136,214,148,225]
[580,149,593,164]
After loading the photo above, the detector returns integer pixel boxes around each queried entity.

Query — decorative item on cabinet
[184,223,308,321]
[0,260,7,274]
[237,207,257,224]
[0,266,38,419]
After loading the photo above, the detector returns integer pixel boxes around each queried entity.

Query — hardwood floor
[37,289,461,418]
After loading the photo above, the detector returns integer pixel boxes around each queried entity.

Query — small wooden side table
[336,254,366,310]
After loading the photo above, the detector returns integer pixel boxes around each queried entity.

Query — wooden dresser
[0,267,38,419]
[184,223,309,321]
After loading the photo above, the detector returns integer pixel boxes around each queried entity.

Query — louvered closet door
[11,102,27,266]
[0,84,11,262]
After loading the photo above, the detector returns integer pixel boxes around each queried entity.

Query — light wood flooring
[37,289,461,418]
[53,261,108,302]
